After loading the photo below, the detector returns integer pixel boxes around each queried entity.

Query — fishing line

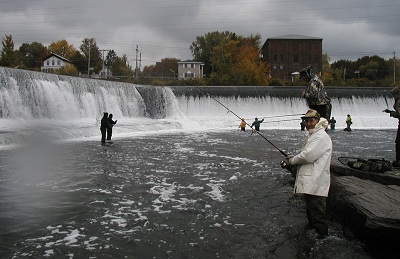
[228,118,300,123]
[196,87,289,157]
[240,114,303,121]
[268,118,301,123]
[258,113,304,119]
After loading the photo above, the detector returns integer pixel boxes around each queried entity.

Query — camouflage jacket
[302,75,330,106]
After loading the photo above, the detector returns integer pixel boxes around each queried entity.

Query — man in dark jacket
[251,117,264,131]
[100,112,108,145]
[106,114,117,141]
[384,85,400,167]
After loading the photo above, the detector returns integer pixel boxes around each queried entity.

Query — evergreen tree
[0,34,19,67]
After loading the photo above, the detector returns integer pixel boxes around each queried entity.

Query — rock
[328,174,400,251]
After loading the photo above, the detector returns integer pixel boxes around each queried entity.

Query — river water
[0,67,398,258]
[0,128,396,258]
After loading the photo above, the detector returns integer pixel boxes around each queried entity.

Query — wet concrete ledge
[328,162,400,256]
[168,86,393,99]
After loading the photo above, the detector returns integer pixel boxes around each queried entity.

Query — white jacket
[289,118,332,197]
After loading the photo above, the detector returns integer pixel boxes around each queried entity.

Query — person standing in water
[100,112,109,145]
[384,85,400,167]
[329,117,336,130]
[345,114,352,132]
[285,109,332,239]
[251,117,264,132]
[300,119,306,131]
[106,114,117,141]
[239,118,246,132]
[300,66,332,120]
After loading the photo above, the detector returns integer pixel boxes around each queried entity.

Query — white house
[41,53,73,73]
[177,60,204,80]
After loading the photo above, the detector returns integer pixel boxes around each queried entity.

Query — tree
[141,58,180,78]
[111,54,133,78]
[231,42,269,85]
[355,55,388,80]
[55,63,79,76]
[104,50,117,69]
[80,38,102,74]
[48,40,76,60]
[190,31,265,85]
[190,31,239,76]
[0,34,19,67]
[17,42,48,70]
[69,50,87,74]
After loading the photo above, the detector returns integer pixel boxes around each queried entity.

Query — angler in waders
[300,66,332,120]
[100,112,109,145]
[384,85,400,167]
[284,109,332,239]
[239,118,246,132]
[251,117,264,132]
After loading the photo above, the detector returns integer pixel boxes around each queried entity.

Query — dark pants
[240,127,245,132]
[107,128,112,140]
[396,125,400,161]
[100,127,106,144]
[304,194,328,236]
[309,103,332,120]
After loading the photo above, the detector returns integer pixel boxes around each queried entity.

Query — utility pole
[343,67,346,81]
[394,51,396,84]
[135,45,139,79]
[87,44,91,77]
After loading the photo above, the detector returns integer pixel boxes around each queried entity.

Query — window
[314,55,319,62]
[278,44,284,52]
[185,72,194,78]
[57,60,60,65]
[273,65,277,70]
[273,54,277,61]
[292,44,299,52]
[52,60,55,65]
[280,65,284,70]
[280,54,284,61]
[293,55,299,63]
[272,44,277,51]
[47,60,49,66]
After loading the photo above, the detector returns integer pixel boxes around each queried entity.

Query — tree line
[1,32,398,86]
[0,35,132,78]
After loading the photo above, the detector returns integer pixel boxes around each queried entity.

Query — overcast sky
[0,0,399,68]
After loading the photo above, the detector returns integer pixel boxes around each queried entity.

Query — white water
[0,67,397,149]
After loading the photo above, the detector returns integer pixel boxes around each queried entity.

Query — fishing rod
[267,118,301,123]
[229,118,300,123]
[240,114,303,121]
[196,87,289,157]
[257,113,304,119]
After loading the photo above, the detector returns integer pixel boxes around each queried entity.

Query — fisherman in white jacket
[285,109,332,238]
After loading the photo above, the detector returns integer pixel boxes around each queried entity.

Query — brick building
[260,35,323,82]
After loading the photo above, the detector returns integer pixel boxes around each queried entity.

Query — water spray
[196,87,290,157]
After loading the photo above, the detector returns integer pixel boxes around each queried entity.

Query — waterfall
[0,67,397,148]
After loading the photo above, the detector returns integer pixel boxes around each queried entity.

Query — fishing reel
[280,160,293,171]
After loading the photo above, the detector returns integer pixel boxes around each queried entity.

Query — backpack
[339,157,392,174]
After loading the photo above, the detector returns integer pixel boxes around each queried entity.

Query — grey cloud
[0,0,398,66]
